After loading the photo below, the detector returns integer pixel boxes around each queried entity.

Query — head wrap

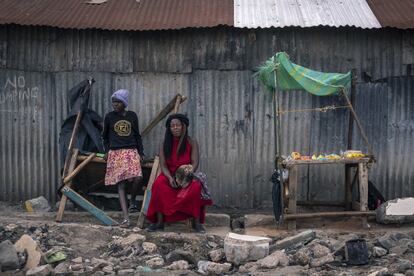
[165,113,189,128]
[111,89,129,107]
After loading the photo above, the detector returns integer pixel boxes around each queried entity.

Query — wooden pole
[347,69,357,150]
[62,111,83,177]
[273,71,282,168]
[173,95,182,113]
[56,149,79,222]
[342,89,374,156]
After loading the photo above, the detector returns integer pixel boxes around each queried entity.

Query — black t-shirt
[102,110,144,155]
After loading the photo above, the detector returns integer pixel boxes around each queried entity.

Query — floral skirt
[105,148,142,186]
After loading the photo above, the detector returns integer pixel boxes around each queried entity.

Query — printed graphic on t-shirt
[114,120,131,136]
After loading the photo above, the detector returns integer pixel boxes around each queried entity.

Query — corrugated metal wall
[0,25,413,207]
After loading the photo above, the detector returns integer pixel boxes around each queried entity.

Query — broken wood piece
[61,186,118,226]
[284,211,375,220]
[141,94,187,137]
[77,155,106,164]
[63,153,96,183]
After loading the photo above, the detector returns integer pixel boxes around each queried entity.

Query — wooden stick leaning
[63,153,96,184]
[141,94,187,137]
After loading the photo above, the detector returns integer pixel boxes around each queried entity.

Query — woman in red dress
[146,114,212,233]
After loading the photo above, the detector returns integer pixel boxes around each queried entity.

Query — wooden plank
[284,211,375,220]
[282,158,371,167]
[141,94,187,137]
[56,149,79,222]
[287,166,298,230]
[358,163,369,228]
[62,111,83,177]
[76,155,154,169]
[61,186,118,226]
[297,200,346,207]
[63,153,96,183]
[137,156,160,228]
[146,156,160,191]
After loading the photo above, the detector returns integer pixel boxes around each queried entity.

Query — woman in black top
[102,89,144,227]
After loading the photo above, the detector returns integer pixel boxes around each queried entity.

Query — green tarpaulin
[256,52,351,96]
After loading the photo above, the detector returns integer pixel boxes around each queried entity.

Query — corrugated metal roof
[367,0,414,29]
[0,0,233,31]
[234,0,381,29]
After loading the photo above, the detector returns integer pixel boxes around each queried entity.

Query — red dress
[146,138,212,223]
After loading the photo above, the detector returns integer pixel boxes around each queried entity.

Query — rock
[372,246,387,258]
[71,263,83,271]
[224,232,271,265]
[0,240,20,271]
[26,264,53,276]
[238,262,259,273]
[91,258,110,271]
[377,234,398,250]
[166,249,196,265]
[25,196,51,212]
[257,250,289,268]
[72,257,83,263]
[208,249,224,262]
[310,253,334,268]
[406,270,414,276]
[197,260,231,275]
[14,234,42,270]
[145,257,164,268]
[117,268,135,275]
[244,214,275,227]
[310,243,331,258]
[394,274,405,276]
[367,268,389,276]
[205,213,231,227]
[165,260,189,270]
[102,265,113,273]
[377,198,414,224]
[392,259,412,272]
[54,262,69,275]
[293,247,310,266]
[273,230,316,250]
[115,234,145,247]
[85,266,94,272]
[142,242,157,254]
[390,245,408,256]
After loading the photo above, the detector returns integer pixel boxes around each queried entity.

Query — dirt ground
[1,201,414,275]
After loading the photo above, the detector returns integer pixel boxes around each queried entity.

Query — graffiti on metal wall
[0,75,39,112]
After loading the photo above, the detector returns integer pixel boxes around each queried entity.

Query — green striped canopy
[256,52,351,96]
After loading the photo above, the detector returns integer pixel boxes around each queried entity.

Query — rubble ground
[1,201,414,275]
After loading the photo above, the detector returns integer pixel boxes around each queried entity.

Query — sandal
[193,222,206,234]
[128,201,140,213]
[146,223,164,232]
[119,219,130,228]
